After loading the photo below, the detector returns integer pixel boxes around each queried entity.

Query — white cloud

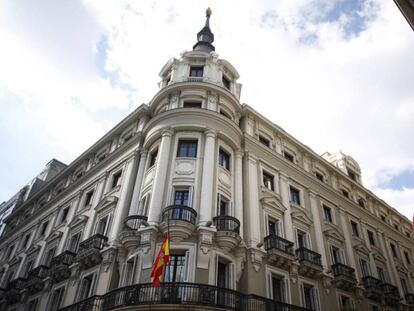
[1,0,414,220]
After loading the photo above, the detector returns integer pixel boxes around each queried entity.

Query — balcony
[76,234,108,269]
[120,215,148,251]
[381,283,400,305]
[160,205,197,242]
[361,276,383,302]
[49,250,76,283]
[331,263,357,291]
[213,216,241,252]
[264,235,295,270]
[295,247,323,278]
[59,282,311,311]
[25,265,49,295]
[406,293,414,305]
[5,277,26,304]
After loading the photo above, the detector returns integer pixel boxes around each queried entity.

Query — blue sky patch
[377,170,414,190]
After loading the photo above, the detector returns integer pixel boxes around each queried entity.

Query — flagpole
[167,206,171,283]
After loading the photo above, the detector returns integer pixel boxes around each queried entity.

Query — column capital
[161,128,174,137]
[204,128,217,138]
[245,152,257,163]
[140,150,149,158]
[308,189,318,198]
[235,150,244,158]
[279,172,289,182]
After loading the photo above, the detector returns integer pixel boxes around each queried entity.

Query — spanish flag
[150,233,170,287]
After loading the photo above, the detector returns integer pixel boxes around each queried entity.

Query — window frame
[176,139,198,158]
[218,148,231,171]
[189,66,204,77]
[289,186,301,206]
[262,171,275,191]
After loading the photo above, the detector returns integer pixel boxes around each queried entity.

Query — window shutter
[278,219,284,238]
[313,286,320,311]
[265,215,269,236]
[282,278,288,303]
[300,283,305,307]
[190,186,194,207]
[230,201,233,216]
[294,229,299,249]
[184,250,190,282]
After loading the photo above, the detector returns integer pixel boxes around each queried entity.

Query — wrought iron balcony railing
[162,205,197,225]
[213,216,240,234]
[295,247,322,266]
[264,235,294,255]
[331,263,356,280]
[28,265,49,280]
[124,215,148,230]
[59,282,311,311]
[406,293,414,305]
[6,277,26,291]
[77,234,108,257]
[361,276,382,290]
[51,250,76,267]
[382,283,399,298]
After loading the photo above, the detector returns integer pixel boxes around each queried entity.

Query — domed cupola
[153,9,243,119]
[193,8,215,53]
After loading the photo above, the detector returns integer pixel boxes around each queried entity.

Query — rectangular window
[331,246,343,264]
[290,186,301,205]
[111,171,122,189]
[218,148,230,170]
[85,190,94,206]
[370,305,380,311]
[315,171,324,182]
[183,101,202,108]
[49,287,65,311]
[22,233,31,249]
[347,169,356,181]
[360,259,370,277]
[263,171,275,191]
[189,66,203,77]
[97,216,109,236]
[357,198,366,208]
[390,243,398,258]
[339,295,353,309]
[302,284,318,310]
[296,230,308,249]
[177,140,198,158]
[149,149,158,167]
[60,207,69,224]
[394,224,399,231]
[165,254,186,282]
[259,135,270,147]
[272,275,286,302]
[40,221,49,236]
[268,218,281,237]
[44,247,56,266]
[350,221,359,237]
[367,230,376,246]
[322,205,333,223]
[217,195,229,216]
[341,189,350,198]
[377,267,386,282]
[401,278,409,294]
[67,232,81,253]
[6,244,15,260]
[174,189,190,206]
[24,260,34,278]
[222,75,230,89]
[404,251,411,265]
[78,274,95,301]
[283,151,294,163]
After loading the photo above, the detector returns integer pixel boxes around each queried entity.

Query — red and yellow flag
[150,233,170,287]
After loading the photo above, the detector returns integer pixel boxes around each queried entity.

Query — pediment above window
[353,242,370,256]
[290,205,313,227]
[68,214,89,228]
[260,195,285,213]
[373,251,387,263]
[323,223,345,244]
[95,195,118,212]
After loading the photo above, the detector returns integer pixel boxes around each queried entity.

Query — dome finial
[193,8,215,52]
[206,7,212,17]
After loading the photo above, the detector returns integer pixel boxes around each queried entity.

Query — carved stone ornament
[289,262,299,284]
[208,94,217,104]
[234,248,246,282]
[102,248,118,272]
[322,274,333,294]
[249,248,265,272]
[170,94,179,104]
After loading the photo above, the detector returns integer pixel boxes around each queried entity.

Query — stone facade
[1,10,414,311]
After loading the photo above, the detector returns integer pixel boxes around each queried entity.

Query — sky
[0,0,413,220]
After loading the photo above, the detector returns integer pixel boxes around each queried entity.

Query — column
[234,150,244,237]
[245,153,261,246]
[377,231,397,284]
[199,129,216,225]
[84,173,108,238]
[309,190,328,271]
[399,246,414,292]
[279,173,294,242]
[339,208,359,281]
[109,151,139,242]
[360,222,378,278]
[129,151,148,216]
[147,129,174,224]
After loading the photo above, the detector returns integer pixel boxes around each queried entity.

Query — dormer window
[315,171,325,182]
[347,169,357,181]
[259,135,270,147]
[357,198,366,208]
[190,66,203,77]
[222,75,230,89]
[342,189,350,199]
[283,151,294,163]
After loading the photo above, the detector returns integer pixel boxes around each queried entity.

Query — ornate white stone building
[1,9,414,311]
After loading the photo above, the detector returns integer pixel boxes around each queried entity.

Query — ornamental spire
[193,8,215,53]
